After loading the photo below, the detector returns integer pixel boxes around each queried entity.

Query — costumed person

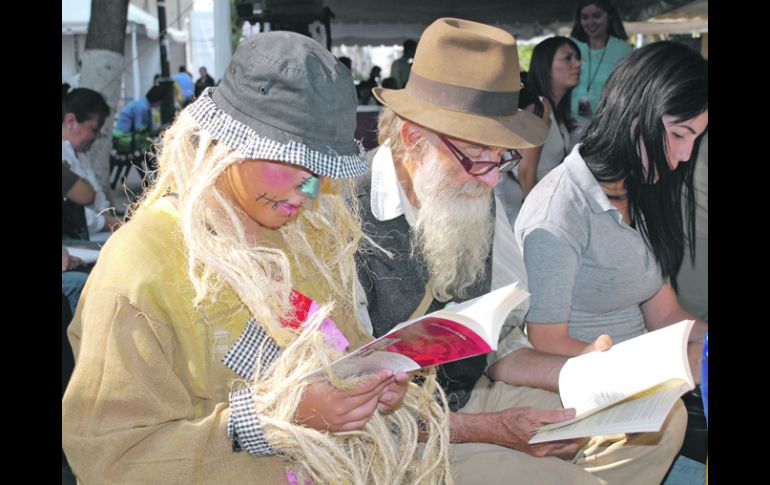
[62,31,452,485]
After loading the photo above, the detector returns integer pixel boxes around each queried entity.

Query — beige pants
[449,376,687,485]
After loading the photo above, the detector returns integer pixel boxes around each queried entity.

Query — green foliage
[518,44,535,73]
[231,0,243,53]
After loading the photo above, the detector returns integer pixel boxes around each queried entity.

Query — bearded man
[354,17,687,484]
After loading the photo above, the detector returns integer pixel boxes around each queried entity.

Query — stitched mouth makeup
[256,192,300,216]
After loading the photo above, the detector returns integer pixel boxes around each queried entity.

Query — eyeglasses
[437,135,523,176]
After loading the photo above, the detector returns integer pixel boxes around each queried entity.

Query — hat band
[405,71,519,117]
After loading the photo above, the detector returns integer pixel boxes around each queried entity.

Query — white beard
[410,151,494,302]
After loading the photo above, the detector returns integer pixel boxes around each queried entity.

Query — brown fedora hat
[373,18,548,149]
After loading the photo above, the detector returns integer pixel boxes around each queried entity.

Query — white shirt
[359,143,534,363]
[62,140,111,235]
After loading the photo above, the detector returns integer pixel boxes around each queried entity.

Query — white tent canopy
[322,0,706,45]
[62,0,188,42]
[62,0,189,104]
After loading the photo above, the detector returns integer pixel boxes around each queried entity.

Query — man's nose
[475,168,500,189]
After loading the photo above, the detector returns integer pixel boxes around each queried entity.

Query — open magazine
[529,320,696,444]
[303,282,529,381]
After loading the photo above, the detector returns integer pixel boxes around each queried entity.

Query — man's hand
[294,369,398,432]
[451,406,583,458]
[493,407,583,458]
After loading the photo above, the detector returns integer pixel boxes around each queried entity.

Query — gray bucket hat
[186,31,367,179]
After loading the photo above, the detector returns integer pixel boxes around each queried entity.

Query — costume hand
[580,334,612,355]
[493,406,583,458]
[294,369,394,432]
[377,371,410,414]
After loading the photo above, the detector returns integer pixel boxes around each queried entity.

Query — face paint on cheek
[261,164,300,186]
[256,192,287,210]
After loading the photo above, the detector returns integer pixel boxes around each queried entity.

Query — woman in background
[569,0,632,129]
[516,37,582,199]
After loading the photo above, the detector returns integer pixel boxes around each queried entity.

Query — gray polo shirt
[514,145,663,344]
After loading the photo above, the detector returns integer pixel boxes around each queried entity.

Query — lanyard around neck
[586,41,608,93]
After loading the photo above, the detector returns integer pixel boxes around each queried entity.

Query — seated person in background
[194,66,216,98]
[495,39,582,228]
[172,65,195,106]
[62,161,95,206]
[516,37,581,199]
[62,161,94,241]
[356,18,684,485]
[390,39,416,88]
[62,162,94,313]
[337,56,352,71]
[62,245,88,316]
[113,85,166,139]
[62,88,123,236]
[515,42,708,378]
[63,31,452,484]
[357,66,381,105]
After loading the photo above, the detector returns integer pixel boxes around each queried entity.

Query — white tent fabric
[321,0,705,45]
[62,0,189,103]
[62,0,188,42]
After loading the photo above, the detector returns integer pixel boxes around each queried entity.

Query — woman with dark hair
[516,37,581,199]
[569,0,632,125]
[515,41,708,394]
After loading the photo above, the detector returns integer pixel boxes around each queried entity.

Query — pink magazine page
[378,317,493,367]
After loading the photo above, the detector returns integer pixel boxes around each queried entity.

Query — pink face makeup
[260,163,301,187]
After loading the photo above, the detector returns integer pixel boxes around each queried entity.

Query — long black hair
[580,41,707,287]
[570,0,628,44]
[527,36,581,132]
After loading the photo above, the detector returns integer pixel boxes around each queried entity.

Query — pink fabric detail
[308,300,350,352]
[285,468,313,485]
[282,289,349,352]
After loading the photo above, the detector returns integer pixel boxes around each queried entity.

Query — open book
[65,246,100,264]
[303,282,529,381]
[529,320,695,444]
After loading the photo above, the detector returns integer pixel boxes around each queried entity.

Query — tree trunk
[78,0,129,209]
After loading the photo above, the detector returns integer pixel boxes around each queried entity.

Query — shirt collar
[370,142,418,226]
[564,144,617,215]
[62,139,75,157]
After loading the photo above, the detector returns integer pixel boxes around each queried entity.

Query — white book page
[438,283,528,347]
[66,246,100,264]
[530,380,690,443]
[303,351,420,381]
[558,320,694,416]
